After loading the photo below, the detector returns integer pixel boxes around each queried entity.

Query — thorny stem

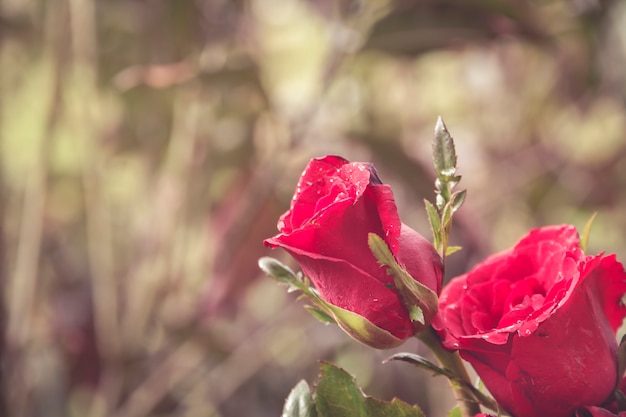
[417,327,481,417]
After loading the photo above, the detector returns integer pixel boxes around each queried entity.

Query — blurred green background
[1,0,626,416]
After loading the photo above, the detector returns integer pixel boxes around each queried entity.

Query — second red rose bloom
[265,155,443,348]
[435,225,626,417]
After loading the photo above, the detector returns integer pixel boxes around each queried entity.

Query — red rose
[434,225,626,417]
[265,155,442,348]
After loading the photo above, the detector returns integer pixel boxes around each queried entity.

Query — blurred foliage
[1,0,626,416]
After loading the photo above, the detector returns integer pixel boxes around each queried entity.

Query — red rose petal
[435,224,626,417]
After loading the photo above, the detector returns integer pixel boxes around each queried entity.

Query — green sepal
[283,380,317,417]
[304,305,337,325]
[259,257,404,349]
[368,233,439,329]
[409,306,425,325]
[321,300,405,349]
[580,211,598,252]
[315,362,425,417]
[298,277,405,348]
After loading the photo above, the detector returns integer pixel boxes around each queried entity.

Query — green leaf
[314,362,425,417]
[258,257,302,288]
[432,116,457,179]
[435,188,446,211]
[446,176,461,190]
[450,190,467,214]
[383,352,454,378]
[445,246,462,256]
[424,199,442,250]
[283,380,317,417]
[580,211,598,252]
[364,398,426,417]
[368,234,439,328]
[441,203,453,228]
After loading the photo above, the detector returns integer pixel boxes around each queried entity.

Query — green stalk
[417,327,481,417]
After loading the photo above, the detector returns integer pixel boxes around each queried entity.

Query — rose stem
[417,327,481,417]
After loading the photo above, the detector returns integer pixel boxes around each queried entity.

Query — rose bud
[265,155,442,348]
[434,225,626,417]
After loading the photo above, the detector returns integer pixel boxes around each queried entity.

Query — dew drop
[368,299,384,312]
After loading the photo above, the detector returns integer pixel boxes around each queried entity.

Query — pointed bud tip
[435,116,448,134]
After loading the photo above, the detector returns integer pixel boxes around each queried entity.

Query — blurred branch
[70,0,120,359]
[364,0,549,56]
[4,2,67,416]
[184,303,317,408]
[67,1,125,416]
[113,61,196,91]
[109,340,203,417]
[113,302,313,417]
[121,85,202,351]
[0,178,6,417]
